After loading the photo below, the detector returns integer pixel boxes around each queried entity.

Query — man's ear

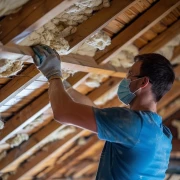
[141,77,149,88]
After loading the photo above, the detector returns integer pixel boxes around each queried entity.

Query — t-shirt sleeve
[93,107,142,148]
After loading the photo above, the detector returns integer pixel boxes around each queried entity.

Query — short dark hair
[134,53,175,102]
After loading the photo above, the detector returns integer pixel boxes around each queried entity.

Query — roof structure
[0,0,180,179]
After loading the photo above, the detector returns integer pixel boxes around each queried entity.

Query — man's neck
[130,97,157,113]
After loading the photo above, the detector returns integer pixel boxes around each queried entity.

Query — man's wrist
[48,75,63,82]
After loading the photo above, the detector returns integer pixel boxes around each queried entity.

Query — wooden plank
[139,19,180,54]
[0,64,40,107]
[66,0,136,52]
[8,130,87,180]
[0,0,79,44]
[95,0,180,64]
[0,91,50,143]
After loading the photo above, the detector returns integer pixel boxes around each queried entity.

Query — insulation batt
[0,0,29,17]
[156,34,180,62]
[6,133,29,148]
[109,44,139,68]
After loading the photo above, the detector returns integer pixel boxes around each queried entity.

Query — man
[32,45,175,180]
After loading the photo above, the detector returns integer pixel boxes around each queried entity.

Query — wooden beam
[66,0,136,52]
[67,0,180,89]
[0,45,126,78]
[0,64,40,107]
[172,139,180,152]
[139,20,180,54]
[95,0,180,64]
[174,65,180,78]
[0,119,61,173]
[157,81,180,111]
[0,91,50,143]
[87,77,121,102]
[0,0,79,44]
[8,130,88,180]
[44,135,99,179]
[48,140,104,179]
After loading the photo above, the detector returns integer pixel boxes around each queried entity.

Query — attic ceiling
[0,0,180,179]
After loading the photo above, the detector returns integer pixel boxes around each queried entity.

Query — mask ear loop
[130,77,144,94]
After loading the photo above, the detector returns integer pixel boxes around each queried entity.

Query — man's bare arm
[49,78,97,133]
[63,80,96,107]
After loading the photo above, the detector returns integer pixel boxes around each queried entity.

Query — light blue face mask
[117,78,142,105]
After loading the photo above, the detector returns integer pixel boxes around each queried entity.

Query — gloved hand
[31,45,62,80]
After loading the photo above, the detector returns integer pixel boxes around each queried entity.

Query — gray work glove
[31,45,62,80]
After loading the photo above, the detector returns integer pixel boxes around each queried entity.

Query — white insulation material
[47,126,76,143]
[20,0,110,55]
[0,151,7,161]
[0,59,23,77]
[23,116,45,131]
[156,34,180,63]
[0,120,4,129]
[72,31,111,57]
[85,73,109,88]
[109,44,139,68]
[86,31,111,50]
[6,133,29,148]
[172,120,180,139]
[0,0,29,17]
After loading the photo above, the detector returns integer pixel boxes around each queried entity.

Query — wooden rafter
[66,0,136,52]
[0,0,79,44]
[0,64,40,107]
[0,91,50,143]
[139,20,180,54]
[9,130,89,180]
[0,119,60,173]
[95,0,180,64]
[67,0,180,89]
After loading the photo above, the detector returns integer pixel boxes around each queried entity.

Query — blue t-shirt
[93,107,172,180]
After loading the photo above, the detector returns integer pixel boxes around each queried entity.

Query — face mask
[117,78,142,105]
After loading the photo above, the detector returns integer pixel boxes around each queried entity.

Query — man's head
[128,53,175,102]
